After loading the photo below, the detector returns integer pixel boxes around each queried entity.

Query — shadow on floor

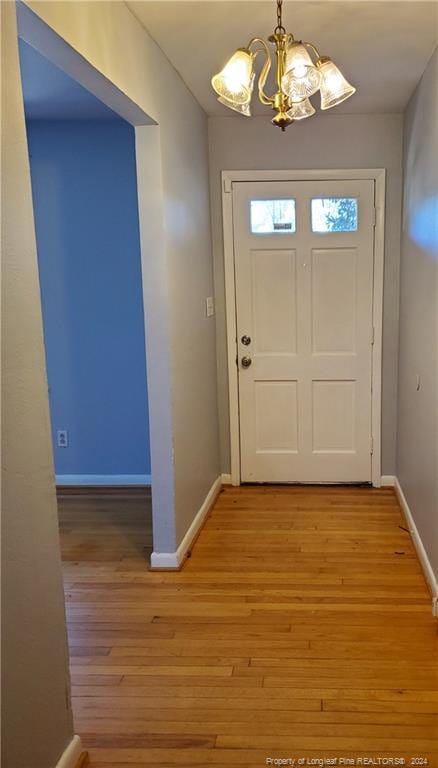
[57,486,153,562]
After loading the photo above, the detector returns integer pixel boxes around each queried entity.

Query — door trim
[221,168,386,488]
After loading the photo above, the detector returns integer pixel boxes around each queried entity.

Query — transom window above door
[311,197,358,232]
[249,197,359,234]
[250,199,296,234]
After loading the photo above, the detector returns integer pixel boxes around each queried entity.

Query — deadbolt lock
[241,335,251,346]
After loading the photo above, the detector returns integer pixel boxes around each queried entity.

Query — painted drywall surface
[135,126,177,551]
[208,113,403,476]
[26,119,151,477]
[1,4,74,767]
[397,48,438,579]
[19,37,120,120]
[22,1,220,552]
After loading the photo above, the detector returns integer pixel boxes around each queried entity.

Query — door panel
[255,380,298,452]
[312,379,355,452]
[233,179,375,483]
[311,247,357,354]
[251,249,297,354]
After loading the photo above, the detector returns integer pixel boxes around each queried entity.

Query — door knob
[241,355,252,368]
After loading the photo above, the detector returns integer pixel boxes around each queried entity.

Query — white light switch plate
[206,296,215,317]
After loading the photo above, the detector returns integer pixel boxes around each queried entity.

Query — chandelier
[211,0,356,130]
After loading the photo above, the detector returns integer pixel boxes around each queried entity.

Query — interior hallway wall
[1,4,74,766]
[208,113,403,476]
[26,119,150,481]
[397,48,438,582]
[21,0,220,553]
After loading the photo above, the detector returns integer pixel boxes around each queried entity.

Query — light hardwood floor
[59,485,438,766]
[58,486,153,562]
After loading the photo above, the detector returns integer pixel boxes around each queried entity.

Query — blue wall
[26,120,151,478]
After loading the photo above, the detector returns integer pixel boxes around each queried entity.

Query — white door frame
[221,168,386,488]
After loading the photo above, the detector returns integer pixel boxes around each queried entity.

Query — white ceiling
[127,1,438,116]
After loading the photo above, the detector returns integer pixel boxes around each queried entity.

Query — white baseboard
[55,736,83,768]
[221,473,232,485]
[394,477,438,617]
[150,475,222,569]
[56,474,151,486]
[381,475,395,487]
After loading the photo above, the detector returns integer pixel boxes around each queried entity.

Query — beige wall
[397,48,438,581]
[23,0,220,552]
[1,3,74,766]
[208,113,403,476]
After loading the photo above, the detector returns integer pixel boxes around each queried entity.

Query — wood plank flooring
[58,486,153,562]
[60,485,438,766]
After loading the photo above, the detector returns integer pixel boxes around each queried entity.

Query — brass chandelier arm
[248,37,275,106]
[302,40,323,63]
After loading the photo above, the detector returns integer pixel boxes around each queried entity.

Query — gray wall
[208,113,403,476]
[1,3,74,766]
[397,48,438,580]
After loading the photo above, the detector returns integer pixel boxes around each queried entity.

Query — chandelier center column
[269,33,293,130]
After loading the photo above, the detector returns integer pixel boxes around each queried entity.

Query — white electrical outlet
[206,296,215,317]
[57,430,68,448]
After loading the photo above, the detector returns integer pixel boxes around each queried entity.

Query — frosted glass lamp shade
[286,97,316,121]
[217,96,251,116]
[282,42,321,102]
[211,49,254,105]
[318,57,356,110]
[285,43,314,77]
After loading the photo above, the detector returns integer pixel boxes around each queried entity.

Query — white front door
[233,179,375,483]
